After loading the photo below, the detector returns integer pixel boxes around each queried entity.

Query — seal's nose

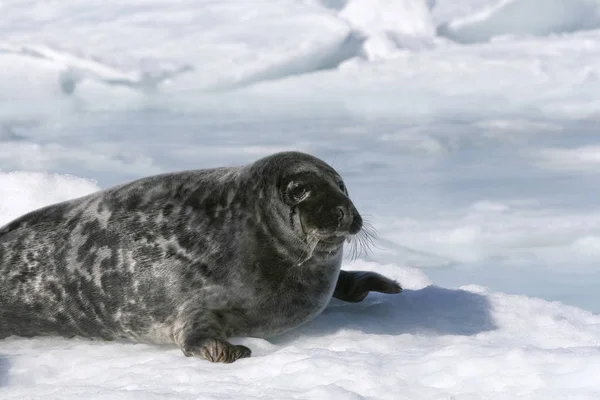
[336,205,362,234]
[349,210,363,234]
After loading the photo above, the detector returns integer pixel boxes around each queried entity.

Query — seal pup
[0,151,401,363]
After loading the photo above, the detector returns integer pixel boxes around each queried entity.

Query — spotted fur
[0,151,401,362]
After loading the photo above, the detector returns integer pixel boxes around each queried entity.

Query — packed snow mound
[223,26,600,120]
[439,0,600,43]
[338,0,435,37]
[307,0,437,59]
[430,0,507,24]
[0,0,357,98]
[4,0,600,121]
[0,172,99,226]
[335,0,437,59]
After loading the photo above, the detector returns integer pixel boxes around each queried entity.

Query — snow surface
[2,0,600,398]
[438,0,600,44]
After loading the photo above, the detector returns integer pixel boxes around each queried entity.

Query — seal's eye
[339,182,346,193]
[289,183,309,202]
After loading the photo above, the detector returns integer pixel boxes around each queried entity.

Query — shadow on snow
[0,355,10,387]
[272,285,496,343]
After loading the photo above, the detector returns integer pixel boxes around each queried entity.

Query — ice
[330,0,437,59]
[5,0,600,121]
[0,0,356,104]
[220,28,600,121]
[339,0,435,38]
[438,0,600,43]
[534,145,600,171]
[378,200,600,268]
[2,0,600,398]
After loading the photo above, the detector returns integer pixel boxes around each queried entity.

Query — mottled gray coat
[0,152,400,362]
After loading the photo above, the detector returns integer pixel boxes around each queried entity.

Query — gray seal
[0,151,401,363]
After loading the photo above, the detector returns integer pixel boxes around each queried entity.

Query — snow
[534,145,600,172]
[336,0,437,58]
[0,172,99,225]
[1,0,355,98]
[2,0,600,398]
[438,0,600,44]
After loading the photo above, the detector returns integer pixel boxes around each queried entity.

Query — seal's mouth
[298,215,362,245]
[315,233,347,245]
[294,214,367,265]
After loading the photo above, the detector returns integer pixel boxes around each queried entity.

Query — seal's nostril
[336,207,345,224]
[349,212,363,234]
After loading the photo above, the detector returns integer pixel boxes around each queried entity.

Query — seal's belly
[241,277,338,338]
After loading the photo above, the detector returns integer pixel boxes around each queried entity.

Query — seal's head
[253,151,363,248]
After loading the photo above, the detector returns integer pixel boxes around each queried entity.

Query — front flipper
[333,270,402,303]
[174,310,251,363]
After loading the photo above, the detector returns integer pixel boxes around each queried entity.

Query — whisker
[361,221,382,251]
[296,233,320,266]
[344,216,382,260]
[348,235,359,261]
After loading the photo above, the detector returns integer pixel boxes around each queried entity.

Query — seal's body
[0,152,401,363]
